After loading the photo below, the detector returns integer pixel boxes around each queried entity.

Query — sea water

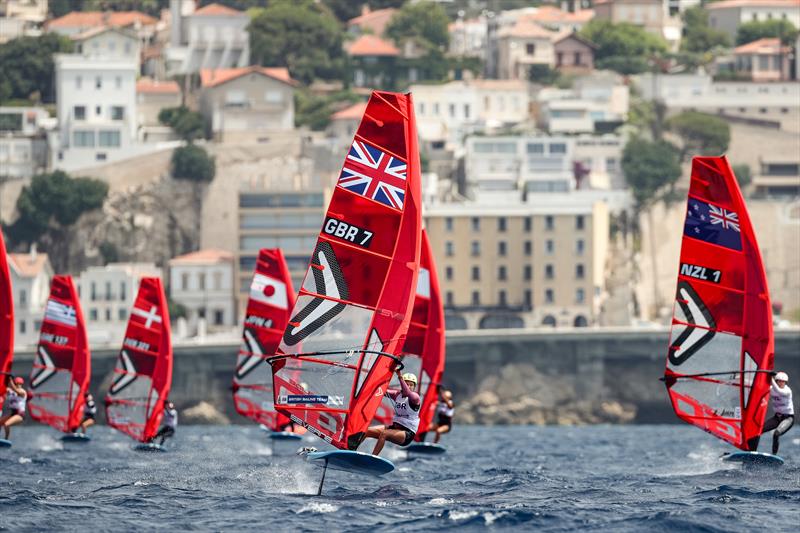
[1,425,798,531]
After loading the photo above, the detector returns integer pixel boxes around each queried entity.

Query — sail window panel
[110,372,153,401]
[279,299,374,355]
[667,329,742,376]
[30,366,71,395]
[107,403,146,433]
[672,377,741,420]
[402,322,426,356]
[325,193,402,258]
[276,358,353,409]
[33,395,69,422]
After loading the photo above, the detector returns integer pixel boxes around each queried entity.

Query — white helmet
[775,372,789,382]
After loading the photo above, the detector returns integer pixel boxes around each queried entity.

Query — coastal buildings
[45,10,158,41]
[346,34,400,88]
[7,248,52,348]
[0,106,51,179]
[707,0,800,40]
[168,249,235,334]
[731,38,792,82]
[136,78,182,142]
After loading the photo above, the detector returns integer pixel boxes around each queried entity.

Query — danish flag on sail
[105,277,172,443]
[271,91,422,450]
[28,276,91,433]
[663,157,773,450]
[0,232,13,409]
[233,249,297,430]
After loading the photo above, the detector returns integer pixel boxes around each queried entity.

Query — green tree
[171,145,216,182]
[168,298,188,321]
[99,241,120,264]
[736,19,798,45]
[158,106,205,142]
[528,64,559,85]
[622,138,682,208]
[386,1,450,51]
[667,111,730,161]
[6,171,108,248]
[249,1,344,84]
[732,163,752,190]
[0,34,73,104]
[681,7,730,53]
[579,20,668,74]
[295,90,362,131]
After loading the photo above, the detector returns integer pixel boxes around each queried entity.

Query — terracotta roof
[169,249,233,265]
[347,34,399,57]
[734,37,786,54]
[331,101,368,121]
[199,66,297,88]
[499,19,556,39]
[193,3,245,16]
[347,7,397,37]
[707,0,799,9]
[136,78,180,94]
[529,6,594,23]
[46,11,157,30]
[8,253,50,278]
[553,30,598,49]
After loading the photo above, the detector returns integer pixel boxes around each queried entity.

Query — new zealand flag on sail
[338,139,407,210]
[684,198,742,251]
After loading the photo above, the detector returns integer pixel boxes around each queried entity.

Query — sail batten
[664,156,773,450]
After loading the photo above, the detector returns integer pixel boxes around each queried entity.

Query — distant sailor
[1,376,27,440]
[758,372,794,454]
[431,389,455,444]
[364,370,421,455]
[76,392,97,434]
[151,400,178,446]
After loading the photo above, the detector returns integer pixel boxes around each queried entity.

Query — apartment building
[7,248,52,348]
[168,249,235,333]
[707,0,800,40]
[0,106,51,179]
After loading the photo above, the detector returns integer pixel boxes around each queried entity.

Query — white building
[71,25,141,61]
[449,15,488,60]
[538,72,630,134]
[707,0,800,40]
[168,249,235,334]
[1,0,48,23]
[8,248,53,349]
[53,53,139,171]
[45,9,158,42]
[573,135,626,190]
[136,78,182,143]
[75,262,161,346]
[165,1,250,76]
[0,106,52,179]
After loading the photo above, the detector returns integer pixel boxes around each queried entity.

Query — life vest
[392,393,420,433]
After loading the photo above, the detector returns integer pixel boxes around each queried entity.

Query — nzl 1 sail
[28,276,91,433]
[105,277,173,442]
[663,156,773,450]
[270,91,422,450]
[233,248,297,430]
[0,232,13,408]
[373,229,446,434]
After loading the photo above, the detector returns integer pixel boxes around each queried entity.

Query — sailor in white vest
[1,375,27,440]
[760,372,794,454]
[364,370,421,456]
[151,400,178,446]
[431,389,455,444]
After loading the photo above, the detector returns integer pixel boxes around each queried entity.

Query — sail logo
[323,217,374,248]
[250,273,288,309]
[40,332,68,345]
[124,337,150,351]
[679,263,721,284]
[245,315,274,329]
[668,281,716,366]
[287,394,329,404]
[339,139,407,210]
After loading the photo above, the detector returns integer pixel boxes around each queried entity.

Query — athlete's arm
[397,376,420,408]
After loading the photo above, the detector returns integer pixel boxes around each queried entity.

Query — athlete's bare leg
[371,427,407,456]
[80,418,95,434]
[434,424,451,443]
[2,414,22,439]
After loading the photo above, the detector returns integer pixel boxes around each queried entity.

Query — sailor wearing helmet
[749,371,794,454]
[364,369,421,456]
[1,375,28,440]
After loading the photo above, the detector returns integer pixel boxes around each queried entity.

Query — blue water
[1,425,798,531]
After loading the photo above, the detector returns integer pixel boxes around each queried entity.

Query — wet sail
[0,232,12,408]
[663,156,773,450]
[233,249,296,430]
[271,91,423,450]
[28,276,91,432]
[105,277,173,443]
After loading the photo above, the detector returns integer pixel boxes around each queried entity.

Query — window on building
[95,76,102,89]
[526,43,535,55]
[498,217,507,232]
[111,106,125,121]
[524,265,532,281]
[120,281,126,300]
[498,241,507,256]
[527,143,544,154]
[433,102,440,116]
[471,240,480,257]
[214,310,224,325]
[524,289,532,308]
[181,273,189,290]
[198,273,206,290]
[472,266,480,281]
[524,217,532,232]
[576,288,585,304]
[550,143,567,154]
[574,52,582,65]
[19,320,26,334]
[213,271,222,290]
[124,42,131,55]
[464,103,470,119]
[472,291,480,305]
[471,217,480,231]
[606,157,617,172]
[576,264,585,279]
[556,51,564,66]
[96,152,107,161]
[449,103,456,118]
[19,289,26,305]
[105,281,112,301]
[98,130,121,147]
[445,241,454,257]
[446,266,453,281]
[418,102,425,115]
[95,105,102,117]
[90,282,97,301]
[446,291,454,306]
[74,105,86,120]
[524,240,532,256]
[498,266,507,281]
[545,215,554,230]
[115,76,122,89]
[89,309,98,321]
[445,217,453,232]
[76,76,82,89]
[118,308,127,321]
[545,264,554,279]
[105,308,111,321]
[546,239,554,254]
[545,289,554,304]
[198,307,206,319]
[576,215,585,230]
[576,239,585,255]
[498,290,507,306]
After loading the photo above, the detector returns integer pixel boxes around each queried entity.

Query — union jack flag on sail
[338,139,407,210]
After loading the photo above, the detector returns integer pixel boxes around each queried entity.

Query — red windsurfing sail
[28,276,91,433]
[105,277,173,443]
[663,156,773,450]
[271,91,422,450]
[373,230,446,436]
[233,248,297,430]
[0,231,13,409]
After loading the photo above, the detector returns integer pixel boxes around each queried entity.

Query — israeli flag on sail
[44,300,77,327]
[684,198,742,252]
